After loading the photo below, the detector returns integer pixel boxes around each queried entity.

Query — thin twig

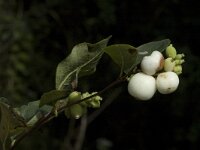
[74,116,87,150]
[10,76,127,150]
[87,87,122,125]
[10,112,53,150]
[61,119,76,150]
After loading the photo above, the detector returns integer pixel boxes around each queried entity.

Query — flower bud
[175,54,185,60]
[81,92,90,99]
[166,44,177,59]
[173,65,182,75]
[164,58,175,72]
[68,91,81,103]
[89,99,101,108]
[65,104,85,119]
[81,92,102,108]
[175,59,185,65]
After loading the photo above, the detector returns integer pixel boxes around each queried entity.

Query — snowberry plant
[128,44,184,100]
[0,36,185,150]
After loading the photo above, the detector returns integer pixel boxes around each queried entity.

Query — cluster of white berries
[128,44,185,100]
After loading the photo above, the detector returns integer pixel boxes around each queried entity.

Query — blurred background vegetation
[0,0,200,149]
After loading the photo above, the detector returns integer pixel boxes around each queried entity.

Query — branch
[87,87,122,125]
[74,116,87,150]
[60,119,76,150]
[10,76,127,150]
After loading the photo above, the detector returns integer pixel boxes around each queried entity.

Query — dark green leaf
[135,39,171,66]
[103,44,138,74]
[14,100,52,122]
[0,100,26,150]
[56,36,111,90]
[39,90,70,107]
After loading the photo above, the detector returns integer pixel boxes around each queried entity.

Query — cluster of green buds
[81,92,102,108]
[64,91,102,119]
[164,44,185,75]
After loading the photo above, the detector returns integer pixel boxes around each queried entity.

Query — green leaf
[39,90,70,107]
[135,39,171,66]
[0,100,26,150]
[56,36,111,90]
[14,100,52,123]
[103,44,138,74]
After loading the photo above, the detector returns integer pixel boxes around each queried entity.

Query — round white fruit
[141,51,164,75]
[156,71,179,94]
[128,73,156,100]
[151,50,163,60]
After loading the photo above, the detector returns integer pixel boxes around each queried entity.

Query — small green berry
[68,91,81,103]
[164,58,176,72]
[166,44,177,59]
[81,92,90,99]
[65,104,85,119]
[89,100,101,108]
[175,54,185,60]
[173,65,182,75]
[94,95,102,101]
[81,92,102,108]
[175,59,185,65]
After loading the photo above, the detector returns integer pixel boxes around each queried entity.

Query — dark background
[0,0,200,150]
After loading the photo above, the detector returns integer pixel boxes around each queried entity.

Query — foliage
[56,36,111,90]
[103,44,138,74]
[0,33,170,149]
[0,0,199,150]
[0,100,26,150]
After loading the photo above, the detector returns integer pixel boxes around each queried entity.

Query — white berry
[128,73,156,100]
[156,71,179,94]
[141,51,164,75]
